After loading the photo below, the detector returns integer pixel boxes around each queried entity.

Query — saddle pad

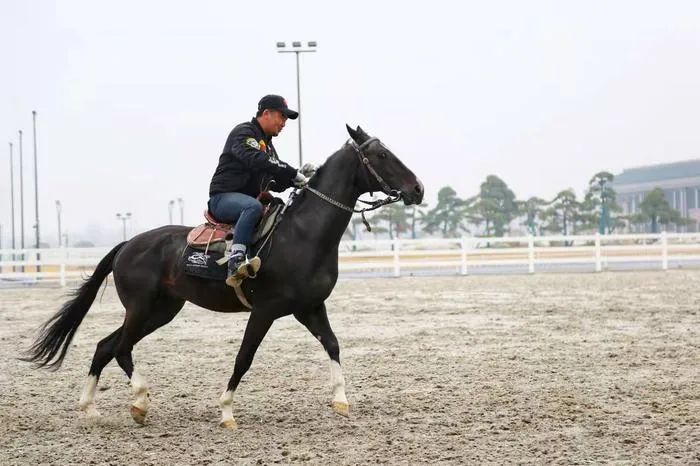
[182,246,227,281]
[251,203,283,245]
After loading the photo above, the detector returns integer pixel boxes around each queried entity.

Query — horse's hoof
[332,401,350,417]
[130,406,147,425]
[219,419,238,429]
[82,406,101,418]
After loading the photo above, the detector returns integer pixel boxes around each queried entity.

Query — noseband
[304,137,403,231]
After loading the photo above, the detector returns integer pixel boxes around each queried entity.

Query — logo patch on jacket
[245,138,260,150]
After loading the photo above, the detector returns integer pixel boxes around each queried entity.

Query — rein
[304,137,402,231]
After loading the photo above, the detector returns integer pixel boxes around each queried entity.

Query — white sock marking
[131,369,149,411]
[79,375,100,416]
[220,390,235,424]
[330,360,348,405]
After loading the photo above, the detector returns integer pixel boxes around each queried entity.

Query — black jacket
[209,118,297,197]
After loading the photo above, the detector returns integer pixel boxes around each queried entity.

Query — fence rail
[1,232,699,287]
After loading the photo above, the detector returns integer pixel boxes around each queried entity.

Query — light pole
[276,40,317,167]
[8,142,16,257]
[18,130,25,251]
[32,111,40,250]
[56,201,62,247]
[116,212,132,241]
[168,200,175,224]
[18,131,25,272]
[177,198,184,225]
[32,111,41,272]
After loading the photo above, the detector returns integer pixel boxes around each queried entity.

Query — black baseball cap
[258,94,299,120]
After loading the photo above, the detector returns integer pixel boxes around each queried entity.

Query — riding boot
[225,245,246,287]
[225,244,261,287]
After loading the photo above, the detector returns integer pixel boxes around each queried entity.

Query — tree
[407,202,428,239]
[585,171,622,234]
[373,203,410,239]
[365,212,388,238]
[576,194,599,233]
[343,217,367,241]
[421,186,471,237]
[471,175,518,236]
[541,189,581,236]
[630,188,687,233]
[518,197,548,236]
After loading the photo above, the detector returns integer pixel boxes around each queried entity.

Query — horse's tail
[22,241,128,370]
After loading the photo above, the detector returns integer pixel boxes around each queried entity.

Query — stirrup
[225,256,261,288]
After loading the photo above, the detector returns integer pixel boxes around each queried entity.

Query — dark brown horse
[24,125,424,428]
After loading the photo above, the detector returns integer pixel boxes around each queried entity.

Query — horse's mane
[282,141,354,218]
[307,141,353,183]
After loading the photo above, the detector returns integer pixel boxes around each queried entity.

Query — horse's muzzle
[402,180,424,205]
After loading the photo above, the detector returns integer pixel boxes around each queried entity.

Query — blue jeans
[208,193,263,247]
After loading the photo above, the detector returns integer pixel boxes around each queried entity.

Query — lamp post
[56,201,62,247]
[116,212,132,241]
[18,130,25,251]
[32,111,41,272]
[177,198,184,225]
[8,142,16,257]
[276,40,317,167]
[18,131,25,272]
[168,200,175,225]
[32,111,40,249]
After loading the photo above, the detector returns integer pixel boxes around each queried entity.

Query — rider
[208,94,309,286]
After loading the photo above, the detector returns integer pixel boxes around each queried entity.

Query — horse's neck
[291,148,361,248]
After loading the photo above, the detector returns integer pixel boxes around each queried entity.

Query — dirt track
[1,271,698,464]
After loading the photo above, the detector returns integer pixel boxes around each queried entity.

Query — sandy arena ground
[1,271,698,464]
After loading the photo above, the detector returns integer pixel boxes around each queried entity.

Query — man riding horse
[24,118,424,428]
[208,94,310,286]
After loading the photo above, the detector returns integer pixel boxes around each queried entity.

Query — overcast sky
[2,1,700,246]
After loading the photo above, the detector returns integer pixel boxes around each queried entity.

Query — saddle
[186,211,231,254]
[183,195,283,309]
[186,193,283,254]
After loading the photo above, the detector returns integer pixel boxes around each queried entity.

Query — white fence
[339,231,700,276]
[1,232,699,287]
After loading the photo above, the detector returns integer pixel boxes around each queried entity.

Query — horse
[24,125,424,428]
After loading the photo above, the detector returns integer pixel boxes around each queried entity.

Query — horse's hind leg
[113,293,185,425]
[79,327,122,417]
[294,303,349,417]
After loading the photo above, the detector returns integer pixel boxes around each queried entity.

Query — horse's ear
[346,124,360,142]
[356,126,372,143]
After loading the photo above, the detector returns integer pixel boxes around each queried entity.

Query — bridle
[254,137,402,260]
[304,137,403,231]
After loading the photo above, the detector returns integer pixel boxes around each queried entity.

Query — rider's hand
[300,163,317,177]
[293,171,309,188]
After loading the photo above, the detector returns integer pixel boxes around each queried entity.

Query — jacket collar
[251,117,271,142]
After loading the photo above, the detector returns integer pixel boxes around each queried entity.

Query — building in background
[613,159,700,232]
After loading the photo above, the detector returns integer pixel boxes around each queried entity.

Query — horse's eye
[379,152,387,159]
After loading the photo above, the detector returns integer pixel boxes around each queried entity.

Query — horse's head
[346,125,424,205]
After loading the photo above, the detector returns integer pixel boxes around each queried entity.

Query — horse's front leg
[219,310,274,429]
[294,303,349,417]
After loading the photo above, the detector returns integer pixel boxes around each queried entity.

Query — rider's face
[262,110,288,137]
